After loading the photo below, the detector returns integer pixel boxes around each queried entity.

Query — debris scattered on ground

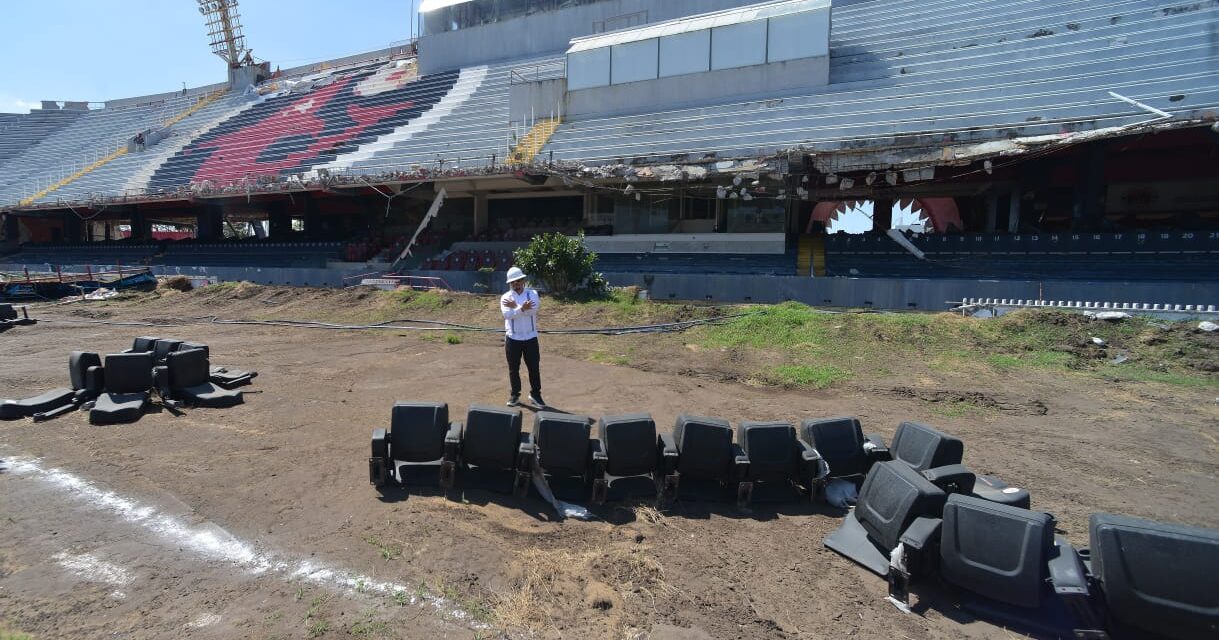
[1090,336,1107,347]
[1110,354,1129,365]
[1199,321,1218,333]
[1088,311,1132,321]
[84,288,118,300]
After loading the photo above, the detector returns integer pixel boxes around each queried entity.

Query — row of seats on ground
[595,252,797,276]
[368,404,1024,509]
[423,249,515,271]
[822,426,1219,639]
[0,337,255,424]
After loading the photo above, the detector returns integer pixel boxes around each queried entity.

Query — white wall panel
[567,48,611,90]
[658,29,710,78]
[711,20,767,70]
[610,38,659,85]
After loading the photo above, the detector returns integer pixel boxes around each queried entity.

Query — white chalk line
[52,551,133,600]
[3,456,485,629]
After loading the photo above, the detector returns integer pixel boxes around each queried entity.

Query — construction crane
[197,0,252,68]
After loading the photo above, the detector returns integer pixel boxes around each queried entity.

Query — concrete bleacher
[4,243,158,266]
[541,0,1219,164]
[0,107,84,165]
[824,231,1219,281]
[3,240,342,269]
[147,62,461,189]
[0,91,220,207]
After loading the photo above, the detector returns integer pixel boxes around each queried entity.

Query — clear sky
[0,0,420,113]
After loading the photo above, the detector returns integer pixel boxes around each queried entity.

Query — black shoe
[506,395,520,407]
[528,393,546,408]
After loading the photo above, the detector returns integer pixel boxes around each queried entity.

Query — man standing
[501,267,545,408]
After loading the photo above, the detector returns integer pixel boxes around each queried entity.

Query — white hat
[506,266,528,283]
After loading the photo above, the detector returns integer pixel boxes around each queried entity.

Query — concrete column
[197,205,223,241]
[873,197,894,232]
[64,213,83,243]
[129,210,148,240]
[985,191,999,232]
[303,195,322,241]
[1007,188,1022,233]
[473,193,488,235]
[2,213,17,242]
[1074,143,1106,231]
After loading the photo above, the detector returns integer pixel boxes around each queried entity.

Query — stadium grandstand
[1,0,1217,309]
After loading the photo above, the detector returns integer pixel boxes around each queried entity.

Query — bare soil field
[2,284,1216,639]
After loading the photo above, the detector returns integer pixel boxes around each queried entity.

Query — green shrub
[512,231,608,296]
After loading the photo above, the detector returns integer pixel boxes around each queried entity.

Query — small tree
[512,231,608,296]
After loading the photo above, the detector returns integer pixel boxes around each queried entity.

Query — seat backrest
[0,304,16,321]
[674,415,733,478]
[102,353,154,394]
[131,336,160,352]
[855,460,947,551]
[599,413,657,477]
[152,339,183,363]
[737,421,798,481]
[533,411,591,477]
[890,421,964,471]
[178,341,210,358]
[166,348,210,388]
[940,493,1054,609]
[462,404,522,469]
[68,351,102,391]
[1090,513,1219,640]
[801,416,868,478]
[389,402,449,463]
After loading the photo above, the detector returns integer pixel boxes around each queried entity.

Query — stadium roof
[419,0,477,13]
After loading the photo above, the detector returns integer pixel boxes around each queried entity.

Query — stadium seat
[736,420,826,504]
[369,401,461,490]
[455,404,534,497]
[590,413,678,504]
[824,460,948,576]
[89,352,155,424]
[151,338,183,365]
[1089,513,1219,640]
[0,351,103,421]
[668,415,751,504]
[155,348,243,408]
[890,421,1030,509]
[123,336,161,353]
[532,411,598,496]
[800,416,889,482]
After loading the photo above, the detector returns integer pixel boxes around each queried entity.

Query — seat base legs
[736,481,754,509]
[369,456,388,488]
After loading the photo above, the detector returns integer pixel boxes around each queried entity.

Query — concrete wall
[581,233,786,254]
[510,78,568,123]
[566,55,829,119]
[419,0,761,74]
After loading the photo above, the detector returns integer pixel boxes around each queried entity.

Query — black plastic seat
[533,411,597,488]
[1,351,103,420]
[90,353,154,424]
[1090,513,1219,640]
[824,460,948,576]
[157,348,243,408]
[591,413,677,504]
[800,416,888,481]
[668,415,750,503]
[124,336,161,353]
[457,404,533,497]
[369,401,460,490]
[736,420,825,504]
[891,421,1030,509]
[151,339,183,364]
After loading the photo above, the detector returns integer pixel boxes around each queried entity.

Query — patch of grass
[445,333,463,345]
[768,364,850,389]
[393,591,410,606]
[0,629,34,640]
[588,350,629,365]
[349,610,390,637]
[306,620,330,638]
[1103,366,1219,389]
[363,535,403,561]
[385,288,453,313]
[304,594,331,638]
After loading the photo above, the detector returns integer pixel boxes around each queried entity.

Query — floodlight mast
[197,0,249,68]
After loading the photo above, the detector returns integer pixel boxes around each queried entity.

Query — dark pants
[505,337,541,398]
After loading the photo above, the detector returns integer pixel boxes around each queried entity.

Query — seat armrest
[589,438,608,463]
[85,366,104,398]
[900,516,943,551]
[445,421,464,444]
[371,428,389,459]
[657,432,679,474]
[798,439,829,480]
[1048,537,1090,596]
[921,463,976,494]
[153,366,170,397]
[732,442,750,481]
[863,433,890,460]
[517,431,536,455]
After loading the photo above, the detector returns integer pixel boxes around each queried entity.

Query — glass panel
[659,29,710,78]
[611,38,659,85]
[567,48,611,90]
[725,199,786,233]
[767,10,830,62]
[711,20,767,70]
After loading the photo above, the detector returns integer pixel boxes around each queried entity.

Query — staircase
[797,234,826,277]
[509,116,561,165]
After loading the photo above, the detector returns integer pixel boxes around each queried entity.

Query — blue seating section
[824,231,1219,281]
[3,243,158,266]
[595,252,796,276]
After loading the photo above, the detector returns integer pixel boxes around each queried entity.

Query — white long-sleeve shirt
[501,287,540,341]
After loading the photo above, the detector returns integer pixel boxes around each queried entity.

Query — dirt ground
[2,286,1217,639]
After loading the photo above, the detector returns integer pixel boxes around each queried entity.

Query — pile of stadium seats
[369,401,1219,639]
[0,337,255,424]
